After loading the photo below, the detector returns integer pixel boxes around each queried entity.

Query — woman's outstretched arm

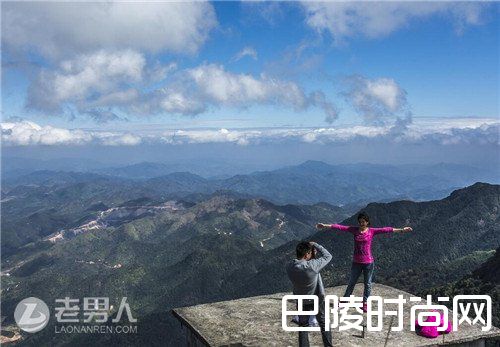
[393,227,413,233]
[316,223,357,233]
[372,226,413,235]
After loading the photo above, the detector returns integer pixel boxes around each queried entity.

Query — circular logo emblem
[14,297,50,333]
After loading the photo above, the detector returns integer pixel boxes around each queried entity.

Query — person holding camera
[286,241,333,347]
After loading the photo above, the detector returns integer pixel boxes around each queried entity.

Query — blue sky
[0,1,498,160]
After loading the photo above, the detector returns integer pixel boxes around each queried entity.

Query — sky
[1,1,499,169]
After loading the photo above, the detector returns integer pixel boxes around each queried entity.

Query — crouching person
[286,241,333,347]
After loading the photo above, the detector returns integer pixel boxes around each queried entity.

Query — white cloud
[404,118,500,146]
[187,64,307,107]
[1,121,92,146]
[232,47,258,61]
[26,56,338,122]
[301,2,488,42]
[28,50,146,113]
[99,133,142,146]
[126,63,338,122]
[171,128,254,146]
[158,91,206,115]
[2,118,498,147]
[365,79,402,112]
[180,64,338,121]
[342,75,409,124]
[2,1,217,58]
[168,120,500,146]
[1,120,140,146]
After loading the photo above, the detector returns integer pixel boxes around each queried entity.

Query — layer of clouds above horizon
[3,118,498,170]
[1,1,498,166]
[2,117,498,147]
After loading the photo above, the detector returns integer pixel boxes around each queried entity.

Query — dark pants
[343,262,375,302]
[298,300,333,347]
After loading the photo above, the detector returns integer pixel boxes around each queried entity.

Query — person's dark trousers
[298,299,333,347]
[343,262,375,302]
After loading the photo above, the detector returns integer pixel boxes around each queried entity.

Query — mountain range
[1,182,498,346]
[4,161,497,203]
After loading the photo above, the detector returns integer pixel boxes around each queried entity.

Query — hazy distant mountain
[1,157,105,180]
[5,161,497,208]
[1,170,111,189]
[219,160,495,205]
[2,157,281,180]
[99,162,177,179]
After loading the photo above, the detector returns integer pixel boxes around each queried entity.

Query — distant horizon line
[2,116,498,132]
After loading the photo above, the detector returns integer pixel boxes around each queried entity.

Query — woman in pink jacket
[316,212,412,312]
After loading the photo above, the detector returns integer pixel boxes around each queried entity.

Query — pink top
[330,224,394,263]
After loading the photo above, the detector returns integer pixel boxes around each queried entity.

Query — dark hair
[357,212,370,225]
[296,241,313,259]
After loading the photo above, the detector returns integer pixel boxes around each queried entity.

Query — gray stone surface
[172,283,500,346]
